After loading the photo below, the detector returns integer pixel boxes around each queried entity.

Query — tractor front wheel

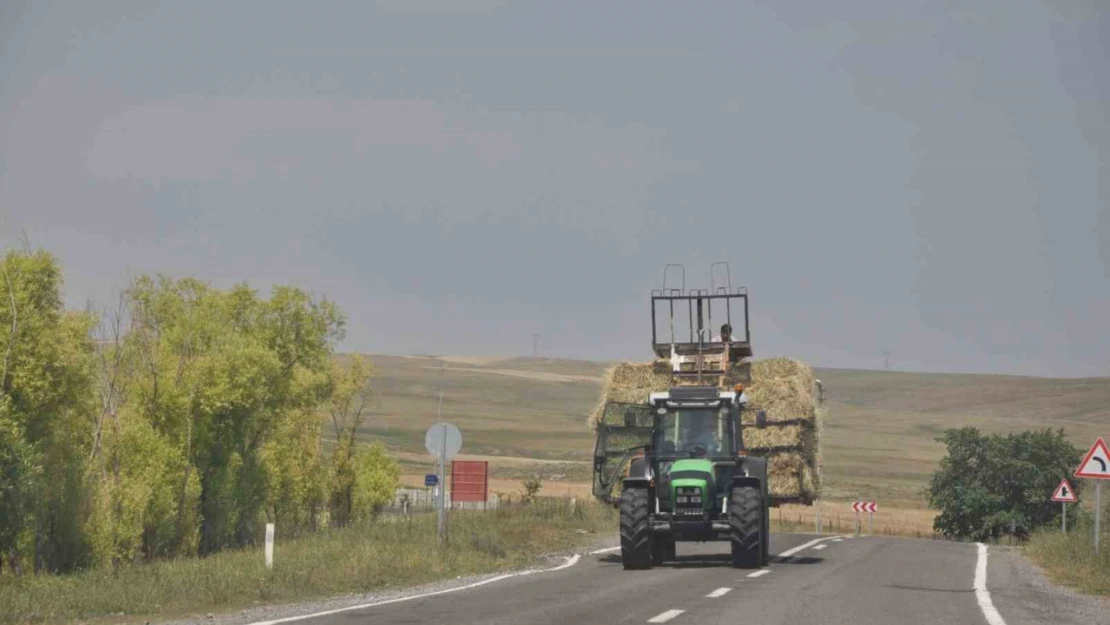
[729,485,765,568]
[620,486,653,570]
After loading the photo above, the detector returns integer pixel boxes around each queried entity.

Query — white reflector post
[265,523,275,569]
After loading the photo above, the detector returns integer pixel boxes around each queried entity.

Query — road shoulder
[987,545,1110,625]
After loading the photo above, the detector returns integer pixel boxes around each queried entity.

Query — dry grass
[775,502,939,538]
[1024,522,1110,596]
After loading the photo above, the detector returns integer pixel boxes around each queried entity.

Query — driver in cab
[679,413,719,456]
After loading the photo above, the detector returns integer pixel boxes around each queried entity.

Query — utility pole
[883,350,892,371]
[437,361,445,419]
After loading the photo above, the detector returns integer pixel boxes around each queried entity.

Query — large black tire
[620,486,653,570]
[730,485,764,568]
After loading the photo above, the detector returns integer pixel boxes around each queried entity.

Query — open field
[346,354,1110,520]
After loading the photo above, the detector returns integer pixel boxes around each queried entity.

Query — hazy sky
[1,1,1106,377]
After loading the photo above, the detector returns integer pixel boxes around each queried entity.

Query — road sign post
[425,422,462,544]
[1074,437,1110,555]
[1051,479,1077,534]
[1096,481,1103,554]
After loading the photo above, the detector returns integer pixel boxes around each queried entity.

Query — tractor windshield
[655,408,733,458]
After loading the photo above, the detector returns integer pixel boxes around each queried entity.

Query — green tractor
[594,389,769,569]
[592,263,771,569]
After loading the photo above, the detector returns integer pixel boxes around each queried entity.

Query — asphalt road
[244,533,1109,625]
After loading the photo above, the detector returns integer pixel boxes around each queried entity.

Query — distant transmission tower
[532,333,540,358]
[883,350,893,370]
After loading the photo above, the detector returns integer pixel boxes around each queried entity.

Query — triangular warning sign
[1075,437,1110,480]
[1052,479,1077,502]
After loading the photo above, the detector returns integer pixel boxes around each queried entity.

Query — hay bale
[743,423,807,450]
[744,357,818,422]
[587,362,671,431]
[587,357,823,503]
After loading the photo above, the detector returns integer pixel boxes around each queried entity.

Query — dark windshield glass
[655,407,732,457]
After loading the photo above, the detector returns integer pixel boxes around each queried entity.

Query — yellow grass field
[340,354,1110,535]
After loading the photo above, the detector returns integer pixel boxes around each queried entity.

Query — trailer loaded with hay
[591,263,823,570]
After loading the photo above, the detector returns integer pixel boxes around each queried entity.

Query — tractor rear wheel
[729,485,764,568]
[620,486,653,570]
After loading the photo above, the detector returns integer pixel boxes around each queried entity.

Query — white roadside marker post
[265,523,274,569]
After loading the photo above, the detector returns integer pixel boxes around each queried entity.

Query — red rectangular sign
[451,460,489,503]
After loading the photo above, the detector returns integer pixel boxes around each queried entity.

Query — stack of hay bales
[589,357,822,504]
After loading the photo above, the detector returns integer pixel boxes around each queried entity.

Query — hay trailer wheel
[619,486,653,570]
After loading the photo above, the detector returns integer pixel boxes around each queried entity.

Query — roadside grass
[1023,523,1110,596]
[0,499,616,625]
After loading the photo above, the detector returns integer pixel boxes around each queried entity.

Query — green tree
[325,356,376,527]
[349,441,401,523]
[0,248,96,573]
[87,275,347,559]
[928,426,1083,540]
[0,246,400,573]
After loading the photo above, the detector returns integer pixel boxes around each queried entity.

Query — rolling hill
[340,354,1110,509]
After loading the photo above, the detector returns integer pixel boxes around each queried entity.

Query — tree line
[0,248,399,575]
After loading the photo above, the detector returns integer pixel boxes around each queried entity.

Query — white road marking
[832,538,844,542]
[775,535,842,559]
[244,554,583,625]
[748,569,770,578]
[814,544,828,550]
[648,609,685,623]
[974,543,1008,625]
[706,587,732,597]
[589,546,621,555]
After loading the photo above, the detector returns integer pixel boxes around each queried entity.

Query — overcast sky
[1,1,1106,377]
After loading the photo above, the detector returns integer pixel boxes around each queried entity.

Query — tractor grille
[674,486,704,517]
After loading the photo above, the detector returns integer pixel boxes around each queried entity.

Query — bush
[519,476,543,504]
[927,427,1083,541]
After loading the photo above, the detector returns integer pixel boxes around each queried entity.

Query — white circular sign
[425,422,462,459]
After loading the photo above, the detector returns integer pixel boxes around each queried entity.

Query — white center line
[706,587,732,598]
[974,543,1008,625]
[814,544,828,550]
[589,546,621,555]
[748,569,770,578]
[832,538,844,542]
[648,609,685,623]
